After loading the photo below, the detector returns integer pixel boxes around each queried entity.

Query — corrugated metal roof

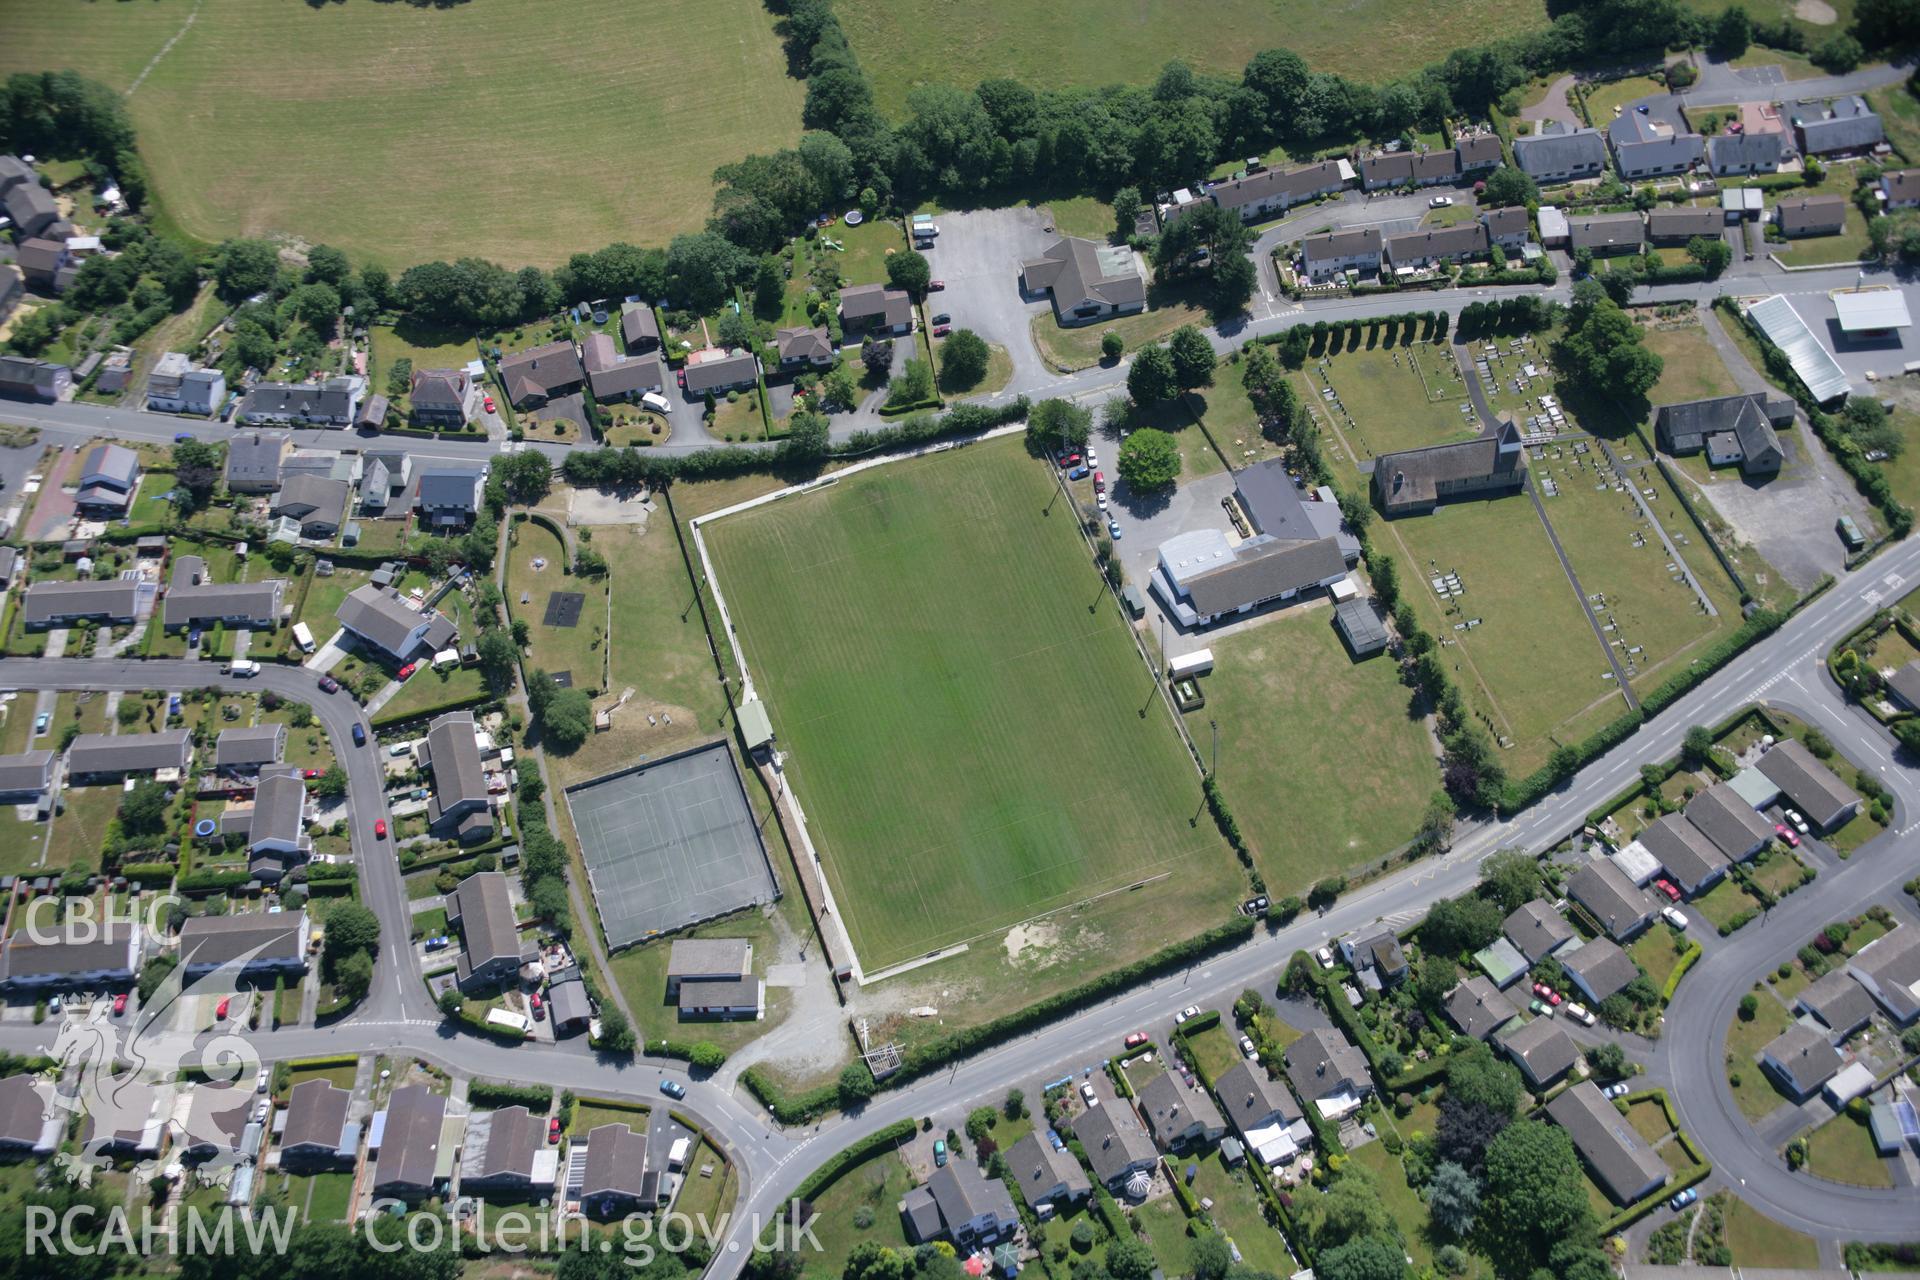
[1745,294,1851,403]
[1832,289,1911,332]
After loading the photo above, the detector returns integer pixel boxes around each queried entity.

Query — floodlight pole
[1210,719,1218,778]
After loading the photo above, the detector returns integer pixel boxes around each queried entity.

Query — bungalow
[1795,968,1877,1041]
[0,923,141,990]
[0,1074,60,1157]
[1607,111,1704,180]
[423,711,493,844]
[1686,780,1778,860]
[1848,925,1920,1024]
[214,725,286,772]
[900,1160,1020,1248]
[408,368,479,427]
[1783,96,1883,156]
[1756,738,1858,831]
[1546,1081,1667,1205]
[0,156,28,198]
[1567,213,1646,255]
[272,475,351,538]
[81,1079,166,1160]
[21,579,141,630]
[1455,133,1504,172]
[335,584,455,662]
[449,871,529,994]
[581,333,667,402]
[1300,228,1382,282]
[229,769,312,867]
[1635,814,1729,897]
[1775,194,1848,238]
[1008,1131,1091,1210]
[1481,206,1531,250]
[279,1079,355,1165]
[1498,1016,1579,1088]
[1706,130,1786,177]
[460,1106,558,1198]
[1019,239,1146,325]
[1135,1068,1225,1151]
[1569,861,1656,940]
[179,912,309,978]
[620,303,662,354]
[682,349,759,397]
[76,443,140,516]
[774,325,835,369]
[1503,900,1573,964]
[0,751,54,805]
[223,432,289,494]
[1761,1023,1843,1099]
[1359,148,1459,191]
[497,340,584,410]
[838,283,915,336]
[1881,169,1920,209]
[3,180,60,239]
[1212,1059,1303,1137]
[371,1086,447,1202]
[1561,937,1641,1006]
[665,938,752,999]
[1208,160,1350,222]
[1511,125,1608,183]
[147,352,225,416]
[67,729,192,782]
[238,377,364,427]
[1075,1097,1159,1190]
[1284,1027,1372,1120]
[679,976,765,1020]
[1374,420,1526,517]
[1341,930,1409,987]
[1445,975,1519,1040]
[581,1122,657,1218]
[1645,207,1725,246]
[1383,222,1489,269]
[0,356,72,403]
[180,1084,255,1164]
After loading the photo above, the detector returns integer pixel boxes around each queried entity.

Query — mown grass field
[0,0,804,267]
[1302,341,1481,463]
[837,0,1552,116]
[705,436,1239,970]
[1643,321,1742,406]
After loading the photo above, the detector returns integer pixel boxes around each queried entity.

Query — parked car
[1774,823,1800,848]
[1096,494,1108,512]
[530,993,545,1020]
[1060,452,1081,469]
[676,370,686,389]
[930,312,951,326]
[1429,196,1454,208]
[1175,1005,1200,1025]
[549,1117,562,1144]
[1565,1001,1595,1027]
[932,324,951,338]
[1529,998,1553,1017]
[174,432,195,443]
[1067,465,1089,481]
[351,723,366,747]
[1603,1082,1632,1099]
[397,662,418,680]
[928,280,945,292]
[1315,946,1335,969]
[319,675,340,694]
[1093,471,1106,493]
[933,1138,947,1167]
[303,768,320,780]
[1107,519,1122,539]
[256,1069,269,1093]
[1242,896,1269,915]
[215,997,231,1021]
[660,1079,686,1100]
[1238,1036,1258,1060]
[1124,1031,1149,1049]
[1079,1082,1099,1107]
[32,712,47,735]
[1669,1187,1697,1211]
[1784,809,1809,835]
[483,396,496,414]
[188,630,202,647]
[1662,906,1688,930]
[47,996,61,1015]
[1653,878,1681,902]
[374,819,388,839]
[112,993,128,1016]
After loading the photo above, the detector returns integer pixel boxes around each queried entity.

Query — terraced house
[1207,159,1351,221]
[162,554,285,632]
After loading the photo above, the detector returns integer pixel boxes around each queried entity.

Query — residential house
[415,464,486,528]
[774,325,835,369]
[1374,419,1526,517]
[1503,900,1574,964]
[0,751,54,805]
[1481,207,1531,250]
[1795,968,1877,1041]
[1607,112,1704,179]
[1512,125,1608,183]
[0,356,72,403]
[581,1122,657,1218]
[1546,1081,1668,1204]
[20,580,141,630]
[1635,814,1729,897]
[0,545,16,589]
[1445,976,1519,1040]
[1300,228,1382,282]
[146,352,225,416]
[81,1079,165,1160]
[1135,1068,1225,1151]
[0,156,29,196]
[1341,930,1409,988]
[1756,738,1858,831]
[1761,1023,1844,1099]
[3,180,59,239]
[231,769,311,866]
[16,238,71,292]
[1498,1017,1580,1088]
[900,1160,1020,1248]
[278,1079,355,1165]
[1646,206,1725,245]
[180,1084,255,1164]
[1359,148,1459,191]
[1208,160,1349,221]
[1020,238,1147,326]
[67,730,192,782]
[0,1074,60,1157]
[0,923,140,990]
[371,1086,447,1201]
[1849,925,1920,1024]
[1569,861,1657,940]
[682,349,759,397]
[0,265,21,325]
[460,1106,557,1197]
[1783,96,1883,156]
[238,378,364,427]
[1775,194,1848,237]
[178,909,309,982]
[213,725,285,774]
[1568,213,1646,255]
[1686,780,1781,861]
[1455,133,1504,172]
[359,450,413,514]
[581,333,667,402]
[496,340,584,410]
[1384,223,1489,269]
[334,584,455,662]
[448,871,529,993]
[1008,1131,1091,1210]
[1561,937,1641,1006]
[272,474,351,538]
[1212,1059,1306,1168]
[1284,1027,1372,1120]
[162,557,284,634]
[423,711,493,843]
[679,976,765,1020]
[1881,169,1920,209]
[620,303,662,354]
[75,443,139,516]
[223,432,288,494]
[664,939,752,999]
[1074,1097,1159,1190]
[1706,130,1786,176]
[402,368,475,427]
[838,283,915,335]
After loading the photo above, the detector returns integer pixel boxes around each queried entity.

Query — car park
[1774,823,1800,848]
[660,1079,686,1100]
[1662,906,1688,930]
[1124,1031,1148,1048]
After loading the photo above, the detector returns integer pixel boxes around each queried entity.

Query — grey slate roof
[497,340,584,404]
[1646,207,1725,240]
[374,1086,446,1193]
[1636,814,1728,891]
[274,474,351,530]
[1446,975,1519,1039]
[1503,899,1574,963]
[838,283,915,329]
[224,432,288,492]
[335,584,430,657]
[1762,1022,1842,1095]
[162,557,284,629]
[1009,1131,1090,1205]
[1384,223,1489,263]
[667,938,751,981]
[426,712,488,815]
[1546,1080,1667,1203]
[409,368,470,414]
[1756,739,1856,828]
[182,1083,252,1156]
[0,750,53,796]
[1075,1096,1158,1185]
[1498,1016,1579,1084]
[242,380,358,422]
[1213,1059,1303,1131]
[215,725,286,769]
[1,923,136,983]
[620,304,661,351]
[1512,127,1608,176]
[1301,228,1382,268]
[1776,194,1847,235]
[581,333,667,399]
[1568,213,1646,251]
[449,872,523,977]
[415,464,484,514]
[682,350,759,395]
[1562,936,1640,1003]
[0,1073,52,1151]
[1360,149,1459,186]
[179,912,306,971]
[677,976,763,1013]
[68,729,191,776]
[248,769,308,849]
[775,325,834,362]
[1796,967,1877,1037]
[1019,238,1146,313]
[582,1121,650,1202]
[1285,1027,1371,1103]
[1135,1067,1224,1145]
[1850,925,1920,1021]
[1784,96,1883,154]
[21,580,140,626]
[281,1078,352,1155]
[1375,421,1525,513]
[1886,660,1920,710]
[464,1105,545,1182]
[1481,206,1530,240]
[1208,160,1346,212]
[1684,782,1774,859]
[922,1160,1018,1238]
[1707,131,1785,173]
[1181,535,1347,617]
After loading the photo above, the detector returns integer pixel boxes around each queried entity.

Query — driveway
[1102,466,1236,659]
[917,206,1056,395]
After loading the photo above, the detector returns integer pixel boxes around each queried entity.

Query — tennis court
[563,741,779,949]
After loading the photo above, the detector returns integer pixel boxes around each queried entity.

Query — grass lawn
[672,1140,736,1225]
[1694,875,1763,933]
[291,567,363,648]
[1746,846,1810,896]
[1625,1098,1675,1146]
[703,434,1241,970]
[46,784,121,876]
[710,389,768,443]
[1628,926,1690,995]
[1803,1110,1892,1187]
[1185,1023,1238,1084]
[1724,1195,1822,1269]
[839,0,1552,117]
[1189,609,1439,897]
[1044,196,1119,243]
[370,322,479,385]
[1773,202,1875,267]
[0,0,803,267]
[506,518,606,693]
[829,219,910,291]
[1193,358,1284,470]
[1644,321,1742,406]
[1346,1137,1454,1274]
[1187,1153,1296,1277]
[1869,84,1920,161]
[804,1147,913,1277]
[606,909,786,1053]
[287,1059,357,1091]
[1359,488,1623,775]
[378,664,487,724]
[258,1170,354,1224]
[934,337,1013,398]
[1103,396,1226,481]
[128,473,178,528]
[1725,991,1796,1123]
[1031,283,1209,371]
[1300,339,1479,463]
[1583,73,1668,123]
[569,1099,650,1137]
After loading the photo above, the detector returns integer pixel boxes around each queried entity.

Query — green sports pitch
[704,437,1238,970]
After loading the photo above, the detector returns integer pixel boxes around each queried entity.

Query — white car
[1096,494,1108,511]
[1080,1082,1099,1108]
[1175,1005,1200,1025]
[1662,906,1688,930]
[1239,1036,1259,1061]
[1784,809,1809,835]
[255,1069,269,1093]
[1315,946,1335,970]
[1429,196,1454,208]
[1564,1002,1596,1027]
[1603,1082,1632,1100]
[1086,449,1098,468]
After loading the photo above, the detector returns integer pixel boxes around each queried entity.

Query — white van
[291,622,316,654]
[223,659,260,678]
[641,390,672,414]
[431,648,460,671]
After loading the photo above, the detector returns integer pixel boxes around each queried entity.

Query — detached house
[1009,1131,1090,1211]
[1568,861,1657,940]
[1881,169,1920,209]
[1019,238,1146,324]
[371,1086,448,1202]
[224,432,289,494]
[408,368,479,427]
[682,349,759,397]
[1707,130,1785,177]
[581,1122,658,1218]
[1607,111,1704,180]
[1503,900,1573,964]
[1445,976,1519,1040]
[1646,206,1725,245]
[335,584,455,662]
[146,352,225,416]
[1135,1068,1225,1151]
[1685,781,1775,861]
[1547,1081,1667,1205]
[460,1106,558,1198]
[497,340,584,410]
[449,871,530,994]
[1775,194,1847,238]
[279,1080,355,1166]
[1568,213,1646,256]
[1561,937,1641,1006]
[900,1161,1020,1249]
[1498,1016,1579,1088]
[1783,96,1883,156]
[774,326,835,369]
[75,443,140,516]
[838,283,915,335]
[620,303,662,354]
[1636,814,1728,897]
[415,464,486,528]
[423,711,494,843]
[1284,1027,1372,1120]
[581,333,667,403]
[1075,1096,1158,1190]
[1848,925,1920,1024]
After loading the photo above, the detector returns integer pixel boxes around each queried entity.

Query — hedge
[470,1080,553,1109]
[790,1119,916,1202]
[647,1038,728,1068]
[371,689,495,730]
[120,862,175,884]
[1660,942,1702,1001]
[1599,1159,1711,1236]
[177,869,251,895]
[741,1067,838,1125]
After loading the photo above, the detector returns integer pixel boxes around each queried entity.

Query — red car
[530,992,546,1019]
[676,370,687,388]
[1060,452,1081,469]
[1093,471,1106,493]
[396,662,417,680]
[374,819,388,839]
[928,280,946,291]
[215,997,230,1021]
[483,396,496,414]
[549,1117,562,1144]
[112,993,128,1016]
[932,324,951,338]
[1774,823,1800,848]
[303,768,321,780]
[1124,1030,1148,1049]
[1654,878,1681,902]
[318,675,340,694]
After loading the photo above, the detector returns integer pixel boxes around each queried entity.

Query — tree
[1844,396,1903,459]
[1425,1160,1480,1235]
[782,410,831,464]
[1315,1233,1404,1280]
[332,949,374,1003]
[1556,291,1662,399]
[290,282,341,330]
[1210,250,1257,317]
[1127,344,1178,404]
[716,308,754,350]
[1422,893,1502,955]
[437,987,462,1016]
[1117,428,1182,490]
[1738,992,1759,1021]
[1189,1230,1233,1280]
[474,629,518,694]
[837,1062,876,1106]
[1713,5,1751,55]
[1587,1041,1628,1080]
[1101,331,1125,362]
[1687,234,1732,277]
[170,438,221,512]
[212,238,280,301]
[1481,1119,1594,1271]
[1479,849,1544,913]
[821,366,858,411]
[1112,186,1143,238]
[598,1005,637,1053]
[313,765,347,800]
[885,250,931,297]
[533,677,594,752]
[323,902,380,977]
[1481,165,1538,208]
[1896,716,1920,757]
[1104,1237,1154,1280]
[118,780,170,835]
[939,328,990,389]
[885,357,934,408]
[493,450,553,505]
[305,244,351,286]
[1813,32,1863,71]
[1445,1042,1523,1115]
[1313,1168,1395,1250]
[1167,325,1216,390]
[1026,397,1092,454]
[965,1107,996,1142]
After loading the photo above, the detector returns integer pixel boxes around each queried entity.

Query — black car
[351,723,366,748]
[930,312,951,326]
